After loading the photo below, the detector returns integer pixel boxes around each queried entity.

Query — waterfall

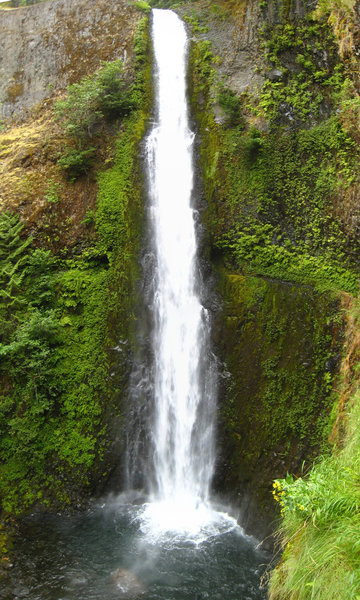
[140,9,217,533]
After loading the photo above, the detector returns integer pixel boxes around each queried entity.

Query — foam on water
[139,499,240,544]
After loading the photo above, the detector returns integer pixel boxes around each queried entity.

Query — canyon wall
[0,0,141,119]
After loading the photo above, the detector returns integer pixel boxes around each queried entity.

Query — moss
[189,31,360,294]
[213,271,342,516]
[187,5,352,533]
[6,83,24,103]
[253,17,344,124]
[0,15,152,514]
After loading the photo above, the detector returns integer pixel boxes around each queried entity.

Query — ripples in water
[3,498,269,600]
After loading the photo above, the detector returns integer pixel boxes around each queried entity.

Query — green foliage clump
[183,12,209,34]
[130,0,151,13]
[217,86,244,127]
[191,40,216,94]
[252,22,339,120]
[56,60,137,179]
[44,179,62,204]
[56,60,135,141]
[254,18,344,124]
[220,221,358,294]
[57,146,96,179]
[0,212,32,311]
[270,387,360,599]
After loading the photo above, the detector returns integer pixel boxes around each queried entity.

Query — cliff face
[0,0,151,525]
[0,0,140,119]
[179,0,360,547]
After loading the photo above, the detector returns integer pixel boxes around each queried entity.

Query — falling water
[2,12,270,598]
[142,9,217,533]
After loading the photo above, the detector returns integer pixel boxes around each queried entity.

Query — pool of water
[3,496,269,600]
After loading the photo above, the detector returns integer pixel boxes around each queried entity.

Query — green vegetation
[186,0,360,573]
[255,19,343,123]
[270,373,360,599]
[130,0,151,13]
[0,17,151,514]
[216,86,244,127]
[56,60,137,179]
[189,27,360,294]
[0,212,32,311]
[215,271,341,513]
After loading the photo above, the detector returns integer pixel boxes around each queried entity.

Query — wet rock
[111,567,146,598]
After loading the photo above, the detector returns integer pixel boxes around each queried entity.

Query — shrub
[55,60,135,142]
[217,87,244,127]
[57,146,96,179]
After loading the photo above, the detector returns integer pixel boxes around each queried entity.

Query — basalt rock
[0,0,141,119]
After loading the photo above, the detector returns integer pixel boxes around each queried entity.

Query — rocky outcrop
[178,0,264,96]
[0,0,141,119]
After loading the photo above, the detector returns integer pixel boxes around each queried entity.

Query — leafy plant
[56,60,137,179]
[0,213,32,311]
[217,86,244,127]
[57,146,96,179]
[270,387,360,600]
[81,209,96,227]
[44,179,61,203]
[130,0,151,13]
[55,60,134,142]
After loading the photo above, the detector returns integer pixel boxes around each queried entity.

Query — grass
[269,336,360,599]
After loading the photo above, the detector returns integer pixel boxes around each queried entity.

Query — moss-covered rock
[0,13,152,515]
[185,0,359,544]
[213,270,342,538]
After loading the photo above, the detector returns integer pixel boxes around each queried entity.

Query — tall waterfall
[143,9,217,531]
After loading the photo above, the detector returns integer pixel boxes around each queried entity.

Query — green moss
[0,16,152,514]
[189,32,360,293]
[217,272,340,465]
[253,18,344,124]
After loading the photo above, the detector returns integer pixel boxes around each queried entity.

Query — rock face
[212,274,342,544]
[185,0,358,544]
[0,0,141,119]
[177,0,264,96]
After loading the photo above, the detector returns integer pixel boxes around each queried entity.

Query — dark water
[3,498,269,600]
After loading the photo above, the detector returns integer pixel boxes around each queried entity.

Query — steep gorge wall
[0,0,151,530]
[0,0,141,119]
[2,0,360,572]
[180,0,360,544]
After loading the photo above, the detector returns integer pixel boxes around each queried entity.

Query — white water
[142,9,218,536]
